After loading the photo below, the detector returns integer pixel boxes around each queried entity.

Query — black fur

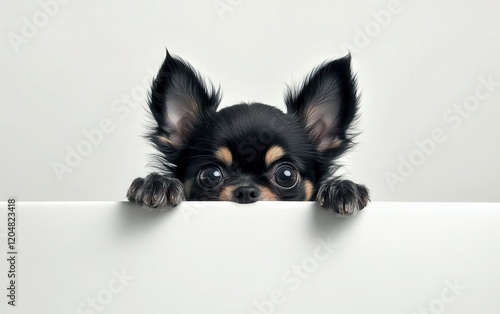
[127,50,370,215]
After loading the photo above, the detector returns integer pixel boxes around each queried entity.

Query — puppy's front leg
[127,173,185,209]
[317,179,370,216]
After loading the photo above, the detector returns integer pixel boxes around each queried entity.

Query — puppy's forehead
[213,126,288,168]
[209,104,298,169]
[186,103,316,173]
[214,143,286,168]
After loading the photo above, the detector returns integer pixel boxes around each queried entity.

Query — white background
[1,0,499,202]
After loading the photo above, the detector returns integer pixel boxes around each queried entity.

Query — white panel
[1,202,499,313]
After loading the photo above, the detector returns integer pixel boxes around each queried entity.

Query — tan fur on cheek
[265,145,285,167]
[215,147,233,166]
[304,180,313,201]
[219,185,235,201]
[259,186,279,201]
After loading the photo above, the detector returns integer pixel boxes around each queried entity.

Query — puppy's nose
[233,186,260,204]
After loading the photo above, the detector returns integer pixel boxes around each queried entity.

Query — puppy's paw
[317,180,370,216]
[126,173,185,210]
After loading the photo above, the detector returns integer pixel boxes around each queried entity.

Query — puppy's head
[147,50,359,203]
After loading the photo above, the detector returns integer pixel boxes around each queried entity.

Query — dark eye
[274,165,298,188]
[199,167,223,188]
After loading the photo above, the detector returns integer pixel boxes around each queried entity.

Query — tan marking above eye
[304,180,314,201]
[219,185,235,201]
[259,186,279,201]
[265,145,285,167]
[215,147,233,166]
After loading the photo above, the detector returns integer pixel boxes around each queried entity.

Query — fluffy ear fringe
[145,49,222,174]
[284,54,361,159]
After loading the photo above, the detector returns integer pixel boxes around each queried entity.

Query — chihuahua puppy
[127,50,369,216]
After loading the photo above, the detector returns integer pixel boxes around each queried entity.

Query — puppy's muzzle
[233,185,260,204]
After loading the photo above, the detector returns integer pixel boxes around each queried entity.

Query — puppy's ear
[285,55,359,156]
[149,50,221,147]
